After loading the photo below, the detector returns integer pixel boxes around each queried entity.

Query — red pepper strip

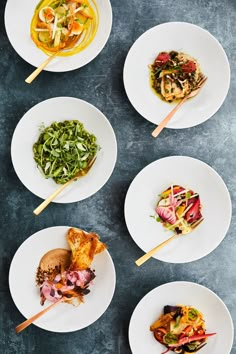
[179,325,193,340]
[161,348,171,354]
[185,198,202,223]
[168,333,216,348]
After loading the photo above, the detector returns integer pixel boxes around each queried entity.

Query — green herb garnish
[150,215,162,222]
[188,308,198,321]
[186,192,191,199]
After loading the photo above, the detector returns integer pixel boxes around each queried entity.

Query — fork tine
[197,76,207,88]
[198,73,204,81]
[191,217,204,229]
[195,343,207,352]
[88,155,97,167]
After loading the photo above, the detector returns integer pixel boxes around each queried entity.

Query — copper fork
[16,297,64,333]
[151,76,208,138]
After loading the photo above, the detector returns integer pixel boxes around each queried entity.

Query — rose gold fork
[151,76,208,138]
[16,297,64,333]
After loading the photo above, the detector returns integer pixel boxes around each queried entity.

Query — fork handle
[151,96,188,138]
[33,179,72,216]
[33,158,96,216]
[25,54,57,84]
[135,234,178,266]
[16,298,63,333]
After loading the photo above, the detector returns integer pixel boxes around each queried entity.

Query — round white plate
[123,22,230,128]
[11,97,117,203]
[129,281,234,354]
[9,226,116,332]
[124,156,231,263]
[4,0,112,72]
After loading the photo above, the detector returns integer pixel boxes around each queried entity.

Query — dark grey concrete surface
[0,0,235,353]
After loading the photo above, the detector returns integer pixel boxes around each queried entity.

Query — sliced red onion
[168,194,181,207]
[156,206,177,225]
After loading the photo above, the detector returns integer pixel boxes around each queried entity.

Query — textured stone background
[0,0,235,353]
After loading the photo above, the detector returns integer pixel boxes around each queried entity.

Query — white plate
[129,281,234,354]
[124,156,231,263]
[9,226,116,332]
[123,22,230,128]
[4,0,112,72]
[11,97,117,203]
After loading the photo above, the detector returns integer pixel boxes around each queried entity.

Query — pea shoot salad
[33,120,98,184]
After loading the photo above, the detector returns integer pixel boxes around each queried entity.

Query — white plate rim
[9,225,116,333]
[123,21,231,129]
[124,155,232,263]
[128,281,234,354]
[10,96,117,203]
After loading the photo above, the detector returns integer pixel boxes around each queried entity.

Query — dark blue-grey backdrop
[0,0,235,353]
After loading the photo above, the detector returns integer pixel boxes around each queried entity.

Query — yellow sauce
[31,0,99,57]
[149,71,181,105]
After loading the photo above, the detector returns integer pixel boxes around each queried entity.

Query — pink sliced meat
[76,269,94,287]
[40,269,95,305]
[40,282,62,304]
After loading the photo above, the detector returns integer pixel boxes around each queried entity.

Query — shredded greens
[33,120,98,184]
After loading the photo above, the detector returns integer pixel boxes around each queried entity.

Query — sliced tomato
[154,327,167,343]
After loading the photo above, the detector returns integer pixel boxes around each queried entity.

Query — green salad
[33,120,98,184]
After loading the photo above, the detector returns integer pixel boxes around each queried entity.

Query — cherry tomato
[181,60,196,73]
[155,52,170,66]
